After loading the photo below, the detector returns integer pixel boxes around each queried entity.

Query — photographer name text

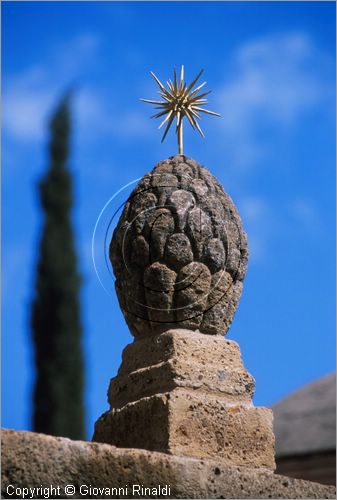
[7,483,171,498]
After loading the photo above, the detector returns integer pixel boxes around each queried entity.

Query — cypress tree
[31,93,85,439]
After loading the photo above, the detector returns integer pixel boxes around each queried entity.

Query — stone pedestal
[93,329,275,470]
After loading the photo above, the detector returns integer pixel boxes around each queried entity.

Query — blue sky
[3,2,335,438]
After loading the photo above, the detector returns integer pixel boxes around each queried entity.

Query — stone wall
[1,429,335,499]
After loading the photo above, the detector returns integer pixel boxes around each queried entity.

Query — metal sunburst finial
[141,66,220,155]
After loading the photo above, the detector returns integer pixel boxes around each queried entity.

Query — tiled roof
[272,372,336,457]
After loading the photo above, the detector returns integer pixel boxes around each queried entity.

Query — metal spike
[188,81,207,98]
[150,71,166,91]
[161,113,175,142]
[193,106,221,116]
[179,65,184,92]
[192,117,205,138]
[151,109,169,119]
[167,80,174,93]
[173,67,177,93]
[192,99,208,105]
[140,99,166,105]
[160,93,172,103]
[190,90,211,102]
[158,109,174,129]
[187,110,205,138]
[142,66,220,154]
[189,107,201,119]
[184,108,196,129]
[186,68,204,93]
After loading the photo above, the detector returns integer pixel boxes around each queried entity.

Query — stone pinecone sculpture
[110,155,248,338]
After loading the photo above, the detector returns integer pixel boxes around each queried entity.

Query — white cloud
[3,32,151,145]
[3,90,53,141]
[2,244,31,305]
[210,32,333,263]
[289,198,319,228]
[74,88,152,142]
[215,32,334,170]
[236,195,322,262]
[54,33,101,75]
[237,196,270,261]
[239,196,268,225]
[3,33,101,142]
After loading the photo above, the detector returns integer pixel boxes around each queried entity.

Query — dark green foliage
[31,94,85,439]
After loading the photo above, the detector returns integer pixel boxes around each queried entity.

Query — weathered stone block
[94,389,275,470]
[108,330,255,408]
[94,330,274,470]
